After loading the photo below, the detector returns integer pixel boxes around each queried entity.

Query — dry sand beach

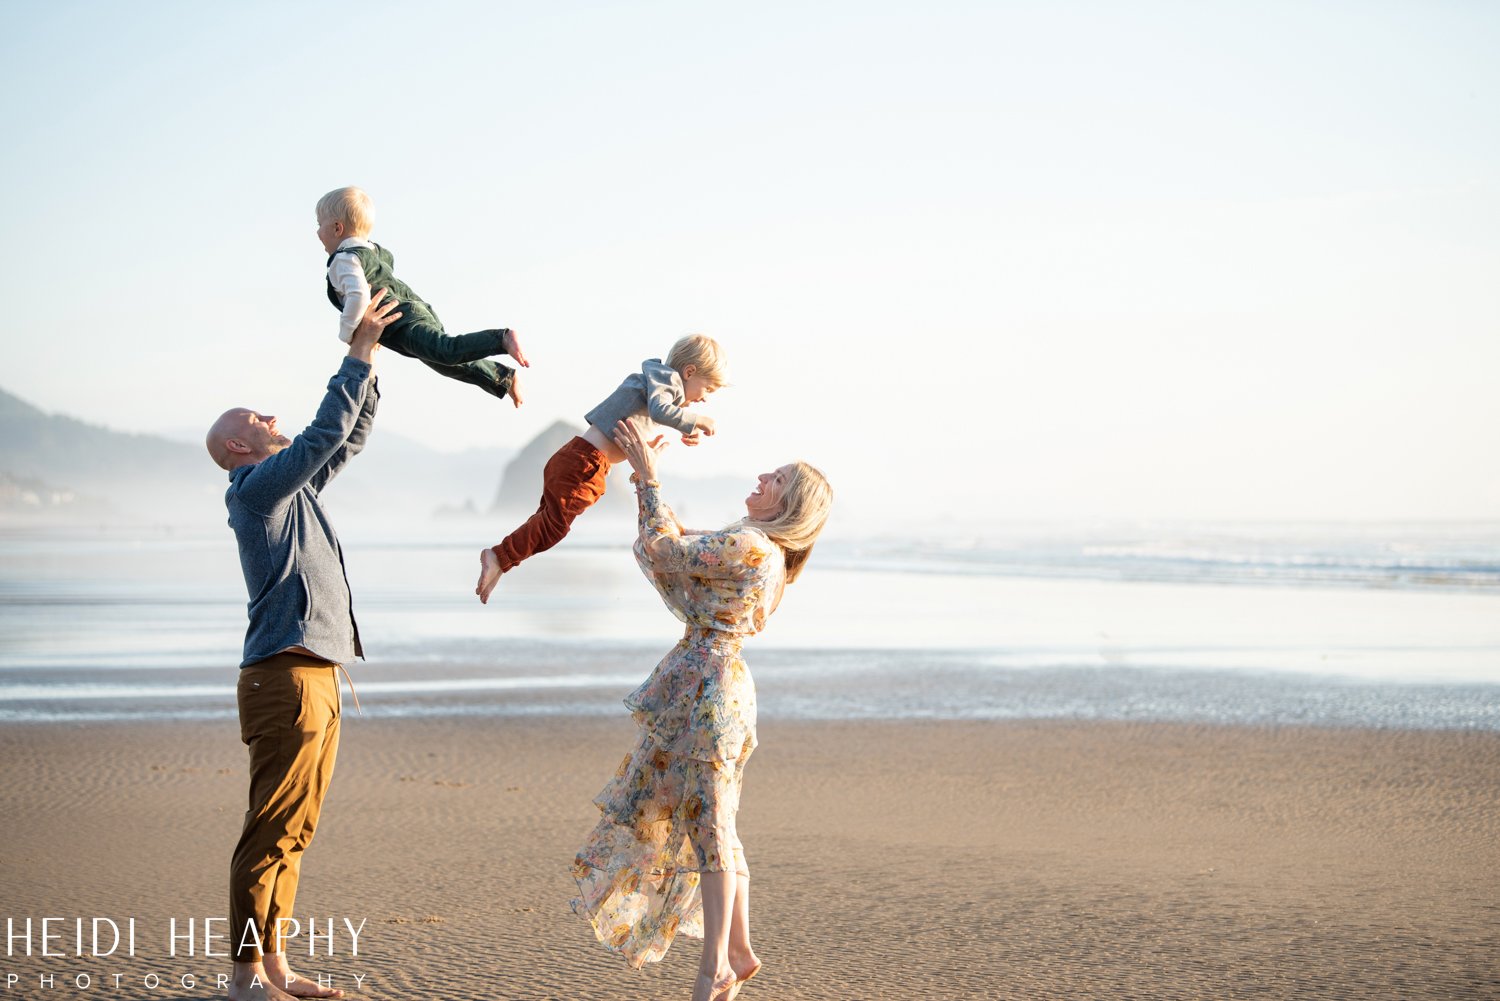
[3,716,1497,1000]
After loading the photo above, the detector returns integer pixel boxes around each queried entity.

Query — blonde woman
[572,420,833,1001]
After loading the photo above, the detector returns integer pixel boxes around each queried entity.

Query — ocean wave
[830,523,1500,590]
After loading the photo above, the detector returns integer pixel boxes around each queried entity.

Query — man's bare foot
[261,956,344,999]
[228,962,298,1001]
[503,328,529,367]
[273,978,344,1000]
[509,372,524,408]
[476,548,502,604]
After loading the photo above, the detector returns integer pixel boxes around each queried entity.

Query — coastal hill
[0,385,509,526]
[0,386,207,490]
[0,387,212,521]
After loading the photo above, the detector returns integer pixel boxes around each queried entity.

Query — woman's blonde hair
[316,186,375,236]
[739,461,832,583]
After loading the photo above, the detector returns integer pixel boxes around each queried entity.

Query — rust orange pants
[493,436,610,572]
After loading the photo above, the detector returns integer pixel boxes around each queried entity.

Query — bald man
[207,292,398,1001]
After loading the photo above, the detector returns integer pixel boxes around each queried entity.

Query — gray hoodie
[583,358,699,436]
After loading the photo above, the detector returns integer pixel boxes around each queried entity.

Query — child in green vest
[317,186,529,406]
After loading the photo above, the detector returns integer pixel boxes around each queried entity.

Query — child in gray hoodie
[476,334,726,602]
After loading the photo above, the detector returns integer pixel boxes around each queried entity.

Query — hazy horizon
[2,2,1496,524]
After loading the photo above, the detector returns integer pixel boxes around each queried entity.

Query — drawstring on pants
[336,663,363,715]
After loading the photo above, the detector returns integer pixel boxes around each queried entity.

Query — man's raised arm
[307,291,399,491]
[235,292,400,510]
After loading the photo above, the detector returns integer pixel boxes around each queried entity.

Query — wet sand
[2,717,1497,999]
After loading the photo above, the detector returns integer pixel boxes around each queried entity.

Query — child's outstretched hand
[681,414,715,446]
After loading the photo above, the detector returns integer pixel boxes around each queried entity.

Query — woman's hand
[613,419,668,481]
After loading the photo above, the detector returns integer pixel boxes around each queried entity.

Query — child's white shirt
[327,237,374,344]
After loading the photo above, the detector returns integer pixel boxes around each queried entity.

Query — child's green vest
[326,244,441,329]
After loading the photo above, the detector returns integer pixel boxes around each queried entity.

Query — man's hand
[347,288,402,364]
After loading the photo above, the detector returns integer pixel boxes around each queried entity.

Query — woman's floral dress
[571,480,785,968]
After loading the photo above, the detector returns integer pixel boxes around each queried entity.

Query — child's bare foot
[508,372,523,408]
[503,328,529,367]
[476,548,502,604]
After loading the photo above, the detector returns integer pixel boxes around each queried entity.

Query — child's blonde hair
[739,461,832,583]
[316,186,375,237]
[666,334,727,386]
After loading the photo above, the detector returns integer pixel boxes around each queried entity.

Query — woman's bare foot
[476,549,502,604]
[261,955,344,998]
[503,328,529,367]
[725,953,761,999]
[509,371,524,408]
[691,969,736,1001]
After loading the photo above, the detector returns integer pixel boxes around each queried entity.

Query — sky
[1,0,1497,526]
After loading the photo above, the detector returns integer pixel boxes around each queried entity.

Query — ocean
[1,520,1497,729]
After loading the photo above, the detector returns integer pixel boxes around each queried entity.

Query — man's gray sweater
[224,357,378,668]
